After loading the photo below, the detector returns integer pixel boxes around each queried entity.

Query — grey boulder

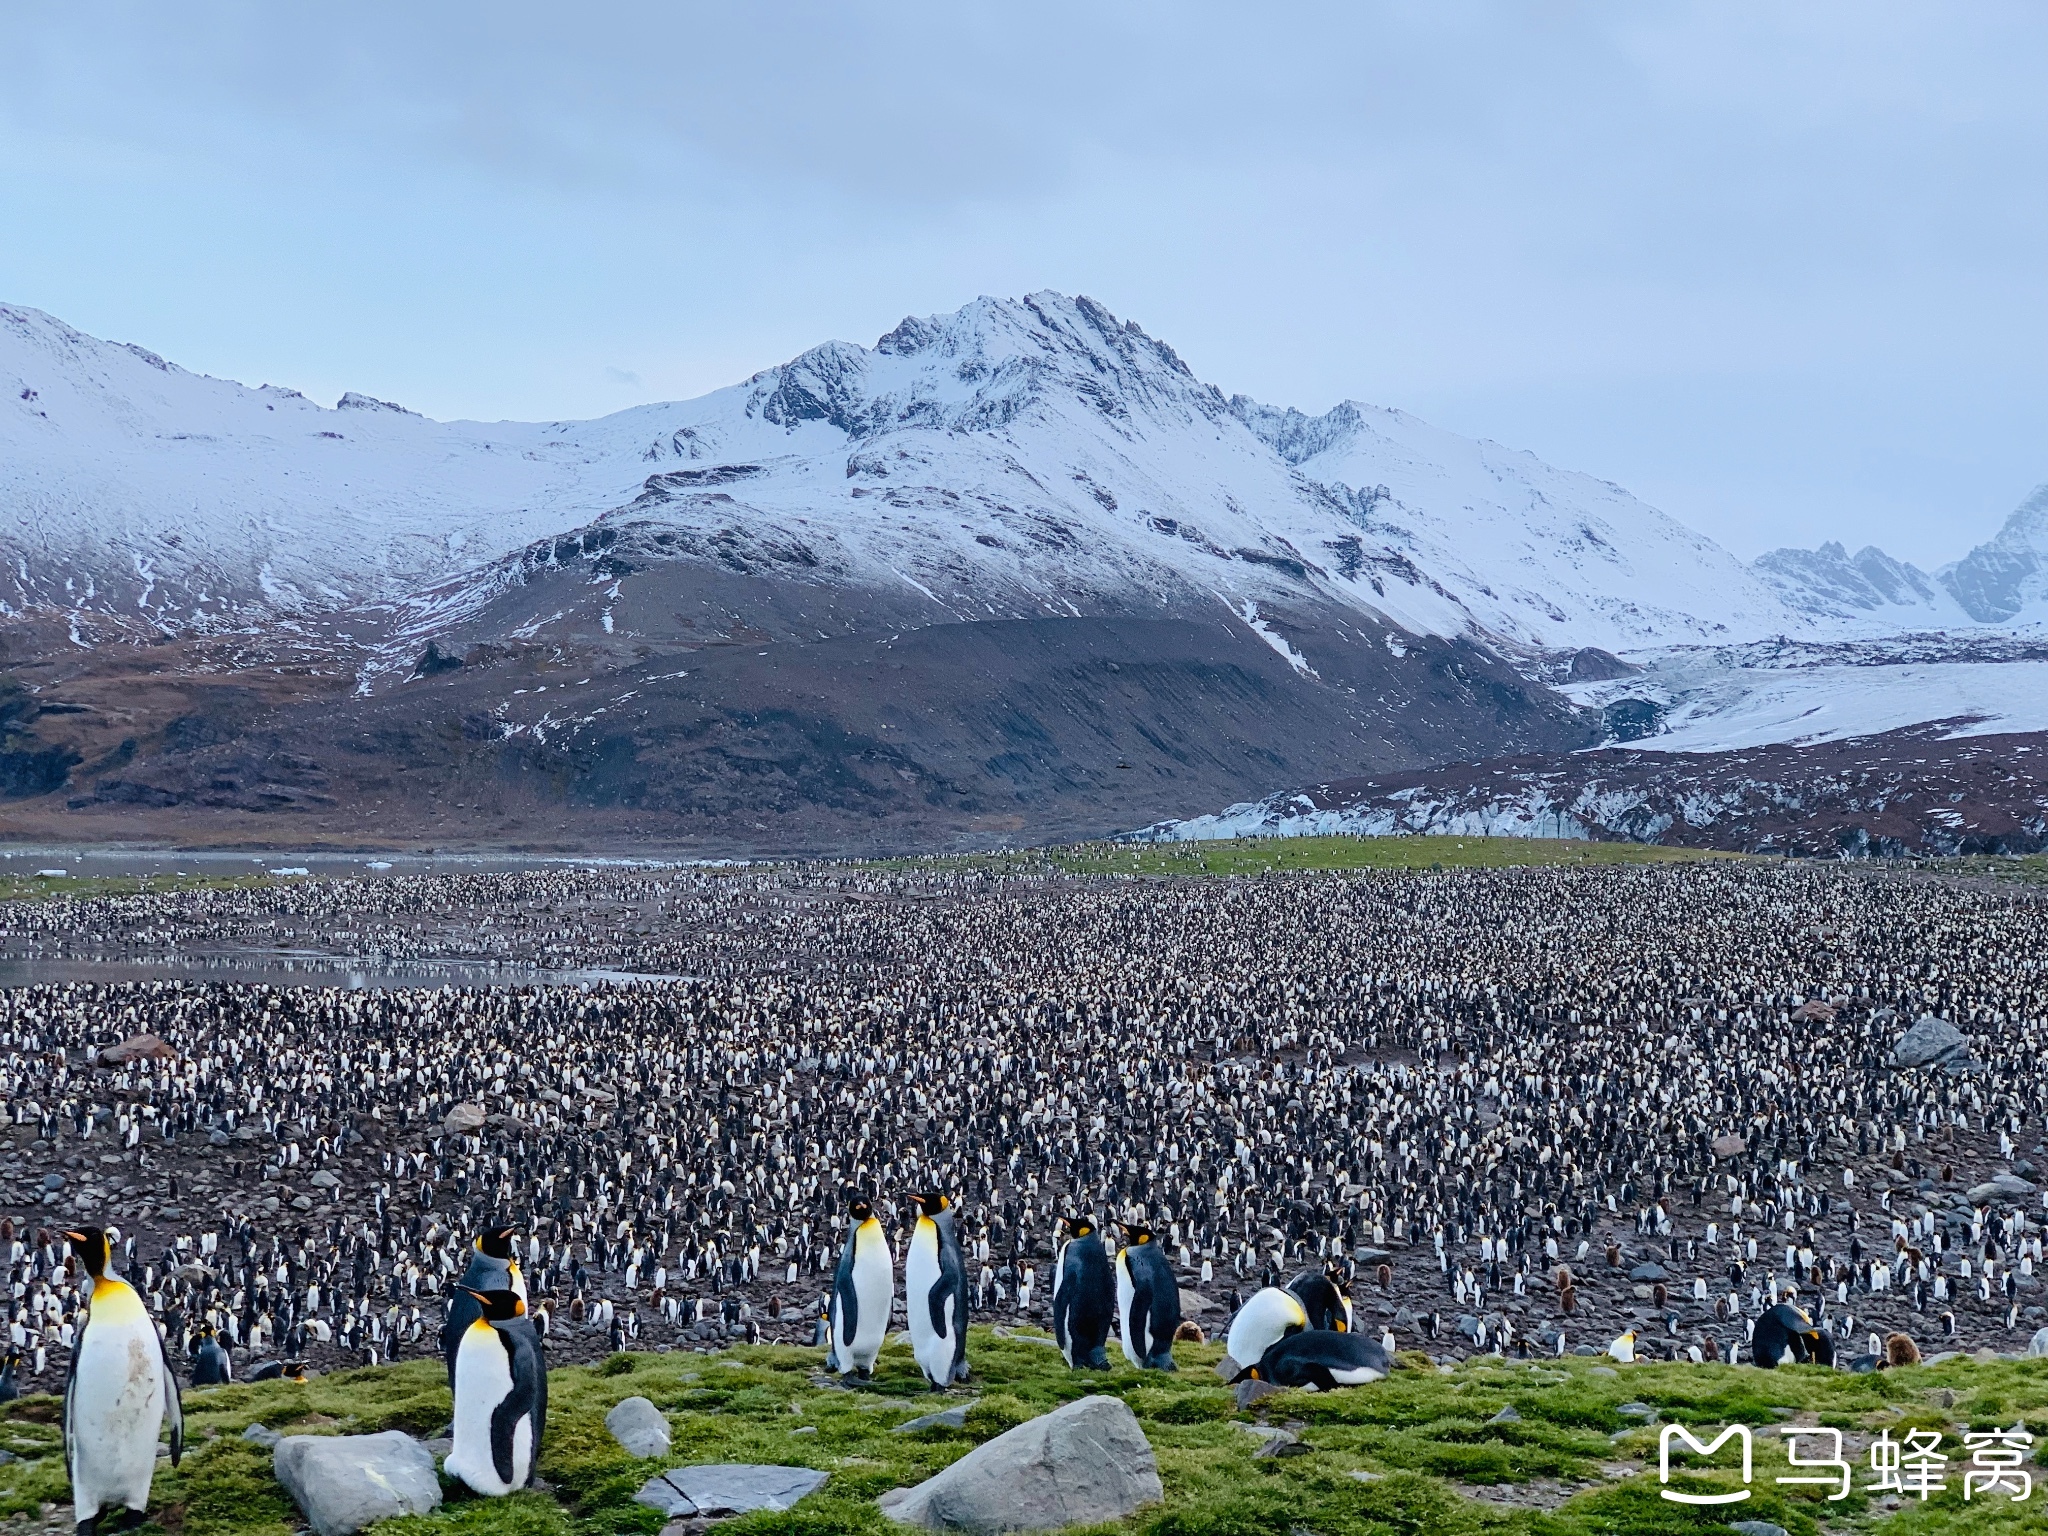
[1890,1016,1976,1072]
[2025,1326,2048,1358]
[1967,1173,2039,1205]
[880,1394,1162,1532]
[273,1432,441,1536]
[605,1395,672,1458]
[1730,1523,1789,1536]
[636,1464,829,1517]
[1628,1262,1669,1282]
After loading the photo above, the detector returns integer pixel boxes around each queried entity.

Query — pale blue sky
[2,1,2040,565]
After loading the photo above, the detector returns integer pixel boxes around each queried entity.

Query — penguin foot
[74,1520,98,1536]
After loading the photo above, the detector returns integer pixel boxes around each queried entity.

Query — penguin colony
[0,858,2042,1420]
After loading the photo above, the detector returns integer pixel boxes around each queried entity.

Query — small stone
[40,1174,62,1192]
[443,1102,487,1134]
[274,1432,440,1536]
[664,1465,828,1517]
[881,1395,1159,1530]
[1488,1405,1521,1423]
[99,1034,174,1065]
[635,1475,698,1518]
[1890,1016,1970,1070]
[309,1170,340,1189]
[894,1401,976,1433]
[1588,1366,1618,1378]
[605,1396,672,1459]
[242,1423,281,1448]
[1627,1262,1668,1283]
[1616,1403,1656,1420]
[1730,1523,1789,1536]
[1235,1378,1285,1409]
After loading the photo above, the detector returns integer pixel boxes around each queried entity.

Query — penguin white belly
[1115,1253,1142,1368]
[1226,1288,1306,1371]
[843,1226,892,1372]
[905,1222,950,1386]
[447,1324,523,1496]
[1051,1243,1075,1366]
[69,1306,165,1522]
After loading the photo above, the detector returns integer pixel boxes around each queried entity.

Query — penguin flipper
[833,1269,860,1356]
[62,1316,82,1493]
[487,1333,526,1488]
[154,1323,184,1466]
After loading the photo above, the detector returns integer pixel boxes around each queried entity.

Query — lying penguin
[1751,1303,1835,1369]
[1231,1328,1394,1391]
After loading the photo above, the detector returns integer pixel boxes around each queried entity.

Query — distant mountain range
[0,294,2040,852]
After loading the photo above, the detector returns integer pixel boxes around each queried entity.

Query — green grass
[0,871,273,904]
[1050,836,1742,877]
[3,1333,2041,1534]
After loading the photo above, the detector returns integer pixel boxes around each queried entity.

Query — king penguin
[445,1287,547,1497]
[190,1325,232,1386]
[1225,1285,1308,1373]
[905,1192,969,1389]
[442,1225,524,1387]
[1114,1224,1181,1371]
[1231,1329,1392,1391]
[62,1228,183,1534]
[1285,1267,1354,1334]
[1052,1216,1114,1369]
[829,1195,893,1379]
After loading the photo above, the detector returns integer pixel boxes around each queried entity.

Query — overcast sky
[2,2,2039,565]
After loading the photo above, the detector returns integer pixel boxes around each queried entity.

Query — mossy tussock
[2,1330,2044,1534]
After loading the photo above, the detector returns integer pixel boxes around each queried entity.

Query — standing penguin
[1285,1268,1354,1334]
[0,1351,20,1403]
[1114,1225,1181,1371]
[829,1196,893,1380]
[444,1287,547,1497]
[62,1228,182,1534]
[1052,1216,1114,1369]
[905,1192,969,1389]
[442,1226,523,1387]
[190,1325,233,1386]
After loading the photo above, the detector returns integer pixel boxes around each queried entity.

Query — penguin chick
[62,1228,183,1536]
[1115,1225,1181,1371]
[446,1288,546,1497]
[1052,1216,1114,1370]
[905,1191,968,1390]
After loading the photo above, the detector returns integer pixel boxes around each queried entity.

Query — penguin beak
[460,1287,489,1302]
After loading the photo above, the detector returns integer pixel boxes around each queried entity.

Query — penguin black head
[848,1197,874,1223]
[1120,1224,1154,1245]
[1060,1216,1095,1239]
[62,1229,110,1279]
[461,1286,527,1322]
[477,1225,516,1259]
[911,1191,952,1218]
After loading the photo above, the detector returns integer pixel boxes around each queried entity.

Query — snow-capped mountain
[1943,483,2048,624]
[1749,541,1970,629]
[1232,398,1800,650]
[4,292,1826,657]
